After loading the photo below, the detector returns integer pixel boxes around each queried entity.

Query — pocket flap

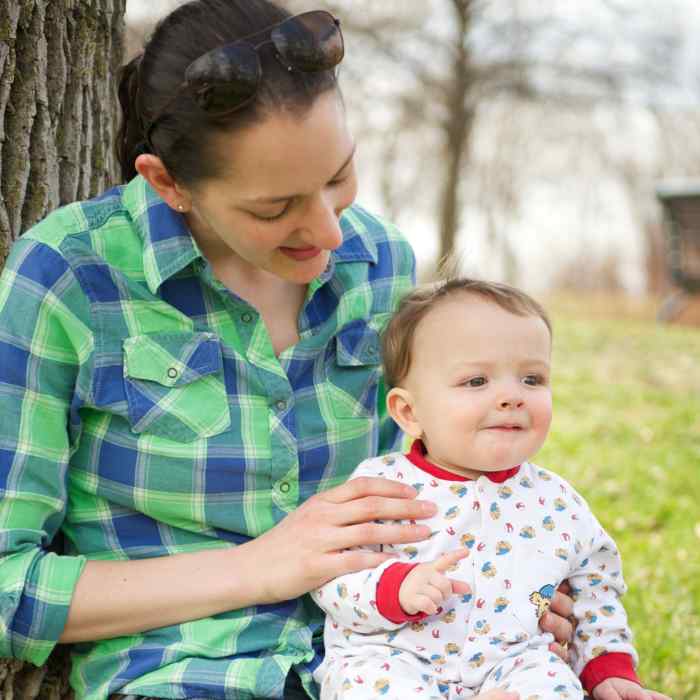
[335,321,381,367]
[123,332,223,387]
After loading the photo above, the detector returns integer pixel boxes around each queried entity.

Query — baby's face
[402,294,552,478]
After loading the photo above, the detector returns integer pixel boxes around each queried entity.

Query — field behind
[538,295,700,699]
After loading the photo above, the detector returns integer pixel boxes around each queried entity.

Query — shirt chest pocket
[326,321,383,420]
[123,331,231,442]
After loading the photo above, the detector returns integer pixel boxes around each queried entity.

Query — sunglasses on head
[144,10,344,149]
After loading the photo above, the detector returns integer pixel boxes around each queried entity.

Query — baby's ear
[386,387,422,438]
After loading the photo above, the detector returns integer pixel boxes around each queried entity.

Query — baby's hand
[592,677,671,700]
[398,549,471,616]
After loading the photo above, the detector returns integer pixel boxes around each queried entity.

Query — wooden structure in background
[656,181,700,324]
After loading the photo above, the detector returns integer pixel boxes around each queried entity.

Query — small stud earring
[177,204,184,212]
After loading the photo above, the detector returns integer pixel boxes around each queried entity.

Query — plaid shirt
[0,176,415,699]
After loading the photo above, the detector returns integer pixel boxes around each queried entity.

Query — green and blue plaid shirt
[0,176,415,699]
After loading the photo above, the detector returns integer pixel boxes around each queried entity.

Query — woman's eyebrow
[246,144,357,205]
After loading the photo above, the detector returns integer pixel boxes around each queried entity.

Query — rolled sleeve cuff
[580,652,640,695]
[376,562,427,624]
[6,551,87,666]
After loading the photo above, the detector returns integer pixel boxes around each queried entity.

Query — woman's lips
[279,246,322,261]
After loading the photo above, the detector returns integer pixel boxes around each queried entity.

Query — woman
[0,1,575,698]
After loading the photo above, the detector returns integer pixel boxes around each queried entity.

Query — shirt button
[279,481,291,493]
[167,367,179,379]
[275,400,287,411]
[241,312,253,323]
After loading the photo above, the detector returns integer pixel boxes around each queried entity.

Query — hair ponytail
[116,54,147,182]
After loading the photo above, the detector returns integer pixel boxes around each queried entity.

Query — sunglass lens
[185,43,260,114]
[272,10,344,73]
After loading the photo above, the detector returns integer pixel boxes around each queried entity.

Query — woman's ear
[134,154,191,213]
[386,387,422,439]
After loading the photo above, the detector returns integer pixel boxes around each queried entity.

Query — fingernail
[421,501,437,515]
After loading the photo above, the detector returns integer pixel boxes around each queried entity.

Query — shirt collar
[332,208,378,264]
[406,439,520,483]
[123,176,203,294]
[122,179,378,295]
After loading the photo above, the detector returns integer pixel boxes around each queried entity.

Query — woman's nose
[305,192,344,250]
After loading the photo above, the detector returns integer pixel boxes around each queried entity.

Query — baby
[312,279,669,700]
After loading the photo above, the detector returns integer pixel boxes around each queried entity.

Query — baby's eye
[465,376,487,387]
[522,374,545,386]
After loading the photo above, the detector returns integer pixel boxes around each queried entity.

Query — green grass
[536,300,700,699]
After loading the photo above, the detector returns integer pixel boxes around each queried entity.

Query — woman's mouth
[279,246,322,261]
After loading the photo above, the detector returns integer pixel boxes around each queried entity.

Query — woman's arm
[60,475,437,642]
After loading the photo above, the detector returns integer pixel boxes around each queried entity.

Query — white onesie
[311,442,639,700]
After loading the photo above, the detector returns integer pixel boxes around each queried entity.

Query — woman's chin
[276,249,331,284]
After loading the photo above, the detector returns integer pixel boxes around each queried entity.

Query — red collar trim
[405,440,520,483]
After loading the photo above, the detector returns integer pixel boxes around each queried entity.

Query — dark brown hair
[116,0,339,185]
[382,278,552,389]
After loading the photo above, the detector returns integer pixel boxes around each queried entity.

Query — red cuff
[376,562,427,624]
[580,653,640,694]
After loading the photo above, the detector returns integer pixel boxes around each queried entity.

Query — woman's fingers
[647,692,672,700]
[549,588,575,619]
[547,640,570,663]
[540,610,574,646]
[334,493,437,526]
[321,476,418,505]
[336,521,432,550]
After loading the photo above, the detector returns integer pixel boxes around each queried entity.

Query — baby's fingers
[450,578,472,596]
[432,548,471,573]
[411,594,440,616]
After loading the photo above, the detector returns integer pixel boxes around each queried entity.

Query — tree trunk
[0,1,125,697]
[437,0,475,272]
[0,0,125,265]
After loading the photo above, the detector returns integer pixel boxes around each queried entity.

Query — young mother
[0,1,574,698]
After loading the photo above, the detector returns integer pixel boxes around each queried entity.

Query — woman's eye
[465,376,487,387]
[253,206,289,222]
[523,374,544,386]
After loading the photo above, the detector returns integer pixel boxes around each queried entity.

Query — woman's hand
[540,580,576,661]
[250,476,437,603]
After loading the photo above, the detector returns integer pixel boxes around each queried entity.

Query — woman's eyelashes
[252,202,293,222]
[250,173,352,222]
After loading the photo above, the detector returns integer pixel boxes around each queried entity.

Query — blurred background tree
[296,0,700,290]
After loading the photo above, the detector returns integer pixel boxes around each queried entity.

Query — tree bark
[437,0,475,271]
[0,1,125,697]
[0,0,125,265]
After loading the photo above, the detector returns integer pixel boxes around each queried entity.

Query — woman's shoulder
[21,185,128,253]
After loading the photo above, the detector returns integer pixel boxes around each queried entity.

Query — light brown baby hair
[381,277,552,389]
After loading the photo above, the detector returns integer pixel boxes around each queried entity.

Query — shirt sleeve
[0,237,92,665]
[568,503,639,691]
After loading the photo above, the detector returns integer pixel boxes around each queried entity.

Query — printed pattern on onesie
[311,447,638,697]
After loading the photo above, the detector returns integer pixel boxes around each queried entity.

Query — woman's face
[184,90,358,285]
